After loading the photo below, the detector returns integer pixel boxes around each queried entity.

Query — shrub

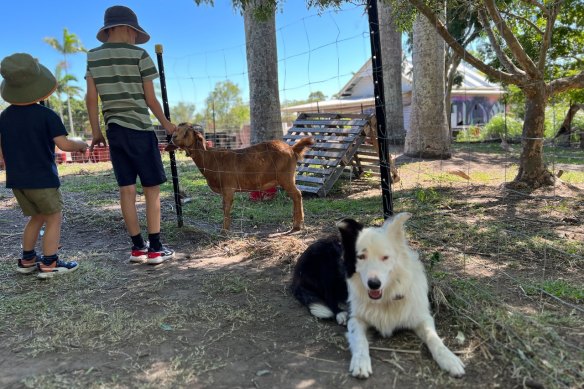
[481,113,523,141]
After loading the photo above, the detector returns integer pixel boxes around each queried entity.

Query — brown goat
[166,123,314,232]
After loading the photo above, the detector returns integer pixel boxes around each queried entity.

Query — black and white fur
[291,213,465,378]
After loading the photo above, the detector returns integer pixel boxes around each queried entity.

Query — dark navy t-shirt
[0,104,68,189]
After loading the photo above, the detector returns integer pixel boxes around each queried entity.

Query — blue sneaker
[37,257,79,279]
[17,256,39,274]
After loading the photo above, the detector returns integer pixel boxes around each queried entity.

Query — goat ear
[185,127,196,147]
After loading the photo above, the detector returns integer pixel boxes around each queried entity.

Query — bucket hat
[0,53,57,105]
[96,5,150,44]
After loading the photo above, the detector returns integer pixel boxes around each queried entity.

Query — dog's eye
[382,256,389,261]
[357,254,366,260]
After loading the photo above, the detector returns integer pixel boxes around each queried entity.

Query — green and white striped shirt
[86,43,158,131]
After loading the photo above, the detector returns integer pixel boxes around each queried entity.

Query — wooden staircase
[283,112,371,197]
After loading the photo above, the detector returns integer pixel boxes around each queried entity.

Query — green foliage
[171,102,197,124]
[203,81,249,131]
[308,91,326,102]
[194,0,282,19]
[482,113,524,141]
[524,279,584,302]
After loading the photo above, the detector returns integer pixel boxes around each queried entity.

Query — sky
[0,1,372,110]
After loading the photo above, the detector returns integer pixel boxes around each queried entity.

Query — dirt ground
[1,151,582,389]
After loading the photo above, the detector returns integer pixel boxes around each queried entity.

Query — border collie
[291,213,465,378]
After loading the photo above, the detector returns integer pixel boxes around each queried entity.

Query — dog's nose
[368,278,381,290]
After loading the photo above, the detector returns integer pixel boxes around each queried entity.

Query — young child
[86,5,176,265]
[0,53,88,279]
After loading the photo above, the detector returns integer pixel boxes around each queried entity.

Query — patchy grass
[1,145,582,389]
[523,279,584,302]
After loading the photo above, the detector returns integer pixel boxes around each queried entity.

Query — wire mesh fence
[0,2,582,387]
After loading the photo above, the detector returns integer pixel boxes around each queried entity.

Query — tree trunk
[405,13,451,158]
[243,2,282,143]
[57,97,65,123]
[445,52,462,132]
[510,84,555,188]
[378,0,405,144]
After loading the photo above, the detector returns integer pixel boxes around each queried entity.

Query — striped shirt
[86,43,158,131]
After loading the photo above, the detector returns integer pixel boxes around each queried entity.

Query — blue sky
[1,1,372,109]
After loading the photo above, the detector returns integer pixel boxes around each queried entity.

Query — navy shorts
[106,123,167,187]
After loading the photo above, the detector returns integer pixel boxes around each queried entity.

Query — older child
[0,53,88,279]
[86,5,176,265]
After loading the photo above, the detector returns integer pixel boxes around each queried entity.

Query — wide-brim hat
[0,53,57,105]
[96,5,150,44]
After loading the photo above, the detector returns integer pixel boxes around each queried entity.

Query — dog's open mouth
[368,290,383,300]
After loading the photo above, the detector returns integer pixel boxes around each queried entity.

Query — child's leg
[41,211,62,256]
[143,185,161,234]
[22,214,45,251]
[119,184,141,236]
[17,214,45,273]
[143,184,173,264]
[37,210,79,279]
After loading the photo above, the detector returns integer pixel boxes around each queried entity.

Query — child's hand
[77,142,89,152]
[164,122,177,135]
[90,134,107,152]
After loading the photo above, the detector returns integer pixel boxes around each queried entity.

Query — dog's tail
[308,303,334,319]
[292,137,315,160]
[292,284,334,319]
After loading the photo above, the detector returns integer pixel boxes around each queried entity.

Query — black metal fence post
[366,0,394,218]
[155,44,183,228]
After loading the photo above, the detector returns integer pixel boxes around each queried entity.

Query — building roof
[283,59,505,113]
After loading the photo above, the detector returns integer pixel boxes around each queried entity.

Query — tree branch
[521,0,549,16]
[483,0,541,78]
[406,0,517,85]
[547,71,584,96]
[499,10,544,35]
[537,3,560,71]
[477,8,525,77]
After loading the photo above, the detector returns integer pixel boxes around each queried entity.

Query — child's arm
[86,75,108,151]
[143,79,176,134]
[54,136,88,153]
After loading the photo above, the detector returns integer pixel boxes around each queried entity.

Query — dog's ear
[384,212,411,243]
[337,219,363,277]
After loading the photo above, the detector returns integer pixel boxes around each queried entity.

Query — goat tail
[292,137,315,159]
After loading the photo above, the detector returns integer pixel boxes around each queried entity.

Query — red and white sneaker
[146,246,174,265]
[129,245,149,263]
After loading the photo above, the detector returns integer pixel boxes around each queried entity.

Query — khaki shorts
[12,188,63,216]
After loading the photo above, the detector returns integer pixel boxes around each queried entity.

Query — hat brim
[96,24,150,44]
[0,63,57,105]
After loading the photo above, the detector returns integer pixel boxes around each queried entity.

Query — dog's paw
[435,348,465,377]
[336,311,348,326]
[349,353,372,378]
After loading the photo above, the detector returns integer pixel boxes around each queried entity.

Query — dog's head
[165,123,206,153]
[338,212,412,301]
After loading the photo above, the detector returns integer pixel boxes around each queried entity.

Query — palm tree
[44,28,86,136]
[52,63,82,123]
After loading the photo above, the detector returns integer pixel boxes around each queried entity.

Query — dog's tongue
[368,290,382,300]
